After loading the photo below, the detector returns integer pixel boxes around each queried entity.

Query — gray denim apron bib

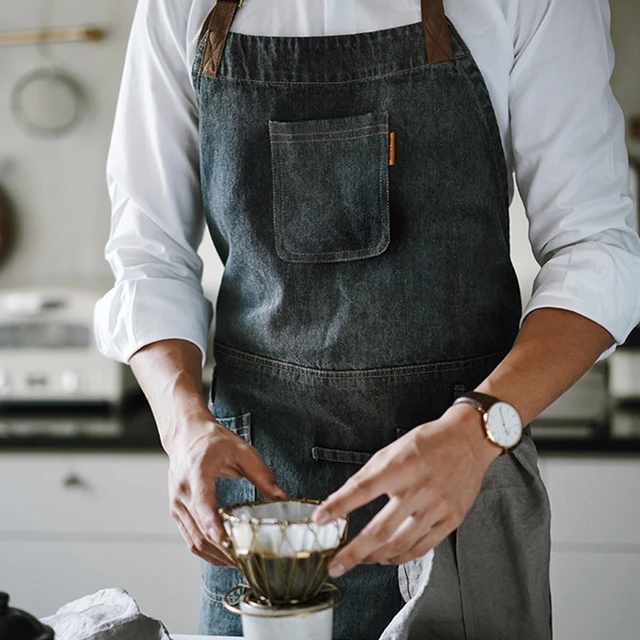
[191,1,551,638]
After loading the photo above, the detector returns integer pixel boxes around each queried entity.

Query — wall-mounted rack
[0,26,106,47]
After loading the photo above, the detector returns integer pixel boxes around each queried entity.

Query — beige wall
[0,1,136,291]
[611,0,640,161]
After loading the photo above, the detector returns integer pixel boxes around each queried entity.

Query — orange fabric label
[389,132,396,166]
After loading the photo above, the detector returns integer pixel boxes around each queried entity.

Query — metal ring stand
[223,582,344,619]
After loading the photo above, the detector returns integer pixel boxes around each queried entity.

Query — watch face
[486,402,523,448]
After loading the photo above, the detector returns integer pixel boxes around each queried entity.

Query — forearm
[129,339,211,452]
[477,308,614,426]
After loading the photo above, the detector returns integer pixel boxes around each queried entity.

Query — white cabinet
[551,550,640,640]
[0,453,201,635]
[542,456,640,640]
[545,458,640,547]
[0,454,179,535]
[2,539,201,634]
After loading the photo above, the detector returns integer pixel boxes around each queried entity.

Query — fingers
[237,445,287,500]
[362,497,449,565]
[313,462,387,527]
[387,520,452,565]
[172,505,235,566]
[327,496,410,577]
[188,474,231,553]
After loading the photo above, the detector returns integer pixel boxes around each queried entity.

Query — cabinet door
[551,550,640,640]
[0,538,201,635]
[0,453,178,536]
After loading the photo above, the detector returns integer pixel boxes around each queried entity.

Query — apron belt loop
[421,0,454,64]
[199,0,242,77]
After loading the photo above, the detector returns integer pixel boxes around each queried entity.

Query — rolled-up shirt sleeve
[509,0,640,357]
[94,0,212,365]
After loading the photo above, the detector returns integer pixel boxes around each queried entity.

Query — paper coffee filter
[222,500,347,557]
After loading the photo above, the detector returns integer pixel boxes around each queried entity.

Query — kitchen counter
[2,395,640,454]
[173,637,234,640]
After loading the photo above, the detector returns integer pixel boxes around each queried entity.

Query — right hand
[167,414,286,566]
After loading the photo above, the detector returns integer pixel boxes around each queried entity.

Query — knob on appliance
[60,370,81,393]
[0,370,10,395]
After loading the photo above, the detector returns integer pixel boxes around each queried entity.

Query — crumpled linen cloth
[379,550,435,640]
[41,588,171,640]
[39,554,434,640]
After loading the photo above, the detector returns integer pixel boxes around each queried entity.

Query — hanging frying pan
[0,182,13,266]
[0,161,16,267]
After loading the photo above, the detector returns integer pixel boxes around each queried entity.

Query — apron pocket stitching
[271,131,386,144]
[311,445,372,465]
[212,411,252,444]
[269,111,390,263]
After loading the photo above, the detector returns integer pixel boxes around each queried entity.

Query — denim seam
[381,111,390,252]
[455,58,509,213]
[202,60,457,86]
[215,413,252,443]
[214,343,509,379]
[271,131,385,144]
[270,123,386,139]
[311,446,372,465]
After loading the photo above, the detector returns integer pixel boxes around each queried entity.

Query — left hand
[312,404,500,576]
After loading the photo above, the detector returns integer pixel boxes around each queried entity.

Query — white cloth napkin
[41,588,171,640]
[378,550,435,640]
[40,552,434,640]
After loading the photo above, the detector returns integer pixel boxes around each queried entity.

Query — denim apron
[192,1,551,638]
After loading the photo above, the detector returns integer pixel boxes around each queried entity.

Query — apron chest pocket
[268,111,391,263]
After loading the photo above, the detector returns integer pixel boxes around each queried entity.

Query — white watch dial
[486,402,522,449]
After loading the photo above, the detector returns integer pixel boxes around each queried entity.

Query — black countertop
[0,396,163,453]
[1,395,640,455]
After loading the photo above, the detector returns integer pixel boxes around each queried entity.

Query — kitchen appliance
[609,326,640,401]
[220,499,347,640]
[535,363,608,424]
[0,288,138,405]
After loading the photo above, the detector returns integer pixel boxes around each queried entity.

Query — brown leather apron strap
[199,0,242,77]
[199,0,453,77]
[421,0,454,64]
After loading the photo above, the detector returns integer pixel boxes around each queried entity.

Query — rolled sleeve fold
[94,278,213,366]
[94,0,214,366]
[510,0,640,356]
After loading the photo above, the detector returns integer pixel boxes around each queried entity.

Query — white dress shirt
[94,0,640,366]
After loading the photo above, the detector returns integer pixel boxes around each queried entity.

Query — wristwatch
[453,391,523,453]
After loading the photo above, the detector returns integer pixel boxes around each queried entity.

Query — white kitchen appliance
[0,288,138,405]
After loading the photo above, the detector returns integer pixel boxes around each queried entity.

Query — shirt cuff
[93,278,213,367]
[519,239,640,362]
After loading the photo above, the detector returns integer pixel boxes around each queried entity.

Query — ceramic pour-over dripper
[220,499,348,605]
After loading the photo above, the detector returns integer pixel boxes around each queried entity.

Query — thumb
[238,447,287,500]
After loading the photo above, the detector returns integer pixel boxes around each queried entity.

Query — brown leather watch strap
[421,0,454,64]
[453,391,501,412]
[199,0,242,77]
